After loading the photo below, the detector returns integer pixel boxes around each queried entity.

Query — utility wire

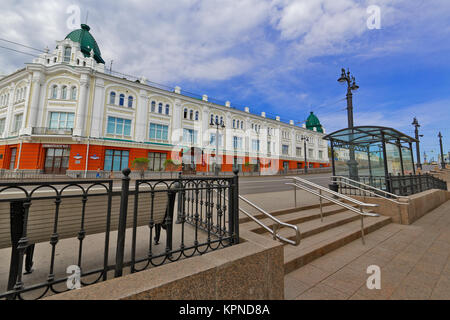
[0,38,46,53]
[0,45,40,58]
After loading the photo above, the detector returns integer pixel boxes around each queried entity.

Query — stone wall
[45,229,284,300]
[353,189,450,225]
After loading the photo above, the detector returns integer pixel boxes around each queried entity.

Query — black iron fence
[0,169,239,300]
[338,173,447,197]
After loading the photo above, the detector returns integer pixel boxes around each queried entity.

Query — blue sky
[1,0,449,161]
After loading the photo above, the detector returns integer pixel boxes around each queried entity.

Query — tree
[132,157,149,179]
[164,159,181,172]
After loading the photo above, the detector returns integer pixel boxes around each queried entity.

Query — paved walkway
[285,200,450,300]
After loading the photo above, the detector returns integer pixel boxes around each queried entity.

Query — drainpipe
[15,138,23,171]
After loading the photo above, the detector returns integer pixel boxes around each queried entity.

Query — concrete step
[240,204,352,232]
[283,215,392,274]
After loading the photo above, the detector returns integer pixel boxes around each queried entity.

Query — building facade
[0,24,329,176]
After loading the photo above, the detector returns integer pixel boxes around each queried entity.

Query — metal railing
[286,177,379,245]
[332,176,409,224]
[31,127,73,135]
[211,188,301,246]
[0,169,240,300]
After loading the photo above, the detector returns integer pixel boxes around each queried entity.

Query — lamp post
[412,117,423,170]
[438,132,446,169]
[210,118,225,176]
[301,136,309,174]
[338,68,359,180]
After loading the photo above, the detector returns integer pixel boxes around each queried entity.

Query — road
[238,172,332,195]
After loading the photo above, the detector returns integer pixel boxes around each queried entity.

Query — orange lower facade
[0,142,330,174]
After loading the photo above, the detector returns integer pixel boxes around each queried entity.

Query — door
[44,148,70,174]
[9,148,17,170]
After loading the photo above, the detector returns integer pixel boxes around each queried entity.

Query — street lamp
[210,117,225,176]
[338,68,359,180]
[412,117,423,170]
[301,136,309,174]
[438,132,446,169]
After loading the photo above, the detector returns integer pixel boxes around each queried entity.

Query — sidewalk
[285,200,450,300]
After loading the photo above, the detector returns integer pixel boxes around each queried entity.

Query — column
[89,78,105,138]
[3,85,14,137]
[73,74,90,137]
[24,72,43,134]
[134,89,148,142]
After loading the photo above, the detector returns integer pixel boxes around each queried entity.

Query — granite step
[283,215,392,274]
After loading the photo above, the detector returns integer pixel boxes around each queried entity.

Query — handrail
[286,176,380,245]
[332,176,407,201]
[212,189,301,246]
[332,177,409,205]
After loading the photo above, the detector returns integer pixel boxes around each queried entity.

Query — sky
[1,0,449,161]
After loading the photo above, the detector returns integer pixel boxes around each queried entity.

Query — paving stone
[284,275,312,300]
[295,283,349,300]
[286,264,331,286]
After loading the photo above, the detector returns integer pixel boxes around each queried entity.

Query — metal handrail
[332,178,409,205]
[286,177,379,244]
[332,176,406,201]
[212,189,301,246]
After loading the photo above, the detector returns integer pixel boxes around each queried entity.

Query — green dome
[65,24,105,64]
[306,112,324,133]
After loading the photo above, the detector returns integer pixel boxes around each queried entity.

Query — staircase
[240,201,392,275]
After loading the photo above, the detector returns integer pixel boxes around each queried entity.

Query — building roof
[305,112,323,133]
[65,24,105,64]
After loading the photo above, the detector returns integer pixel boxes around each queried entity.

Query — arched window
[195,111,199,121]
[109,92,116,104]
[119,94,125,106]
[165,104,170,115]
[215,115,219,124]
[189,110,193,120]
[240,121,243,129]
[151,101,156,112]
[61,86,67,99]
[233,119,235,128]
[128,96,133,108]
[71,87,77,100]
[64,47,71,62]
[220,116,223,125]
[51,85,58,99]
[53,57,57,63]
[158,103,163,113]
[210,114,214,124]
[77,59,80,65]
[184,108,188,119]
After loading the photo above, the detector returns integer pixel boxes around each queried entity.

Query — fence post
[176,171,183,224]
[232,169,240,244]
[114,168,131,278]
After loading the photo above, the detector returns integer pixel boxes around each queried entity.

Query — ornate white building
[0,24,329,175]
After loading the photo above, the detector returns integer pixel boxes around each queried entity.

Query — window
[308,149,314,158]
[119,94,125,106]
[241,121,243,129]
[13,114,23,133]
[128,96,133,108]
[151,101,156,112]
[51,85,58,99]
[158,103,163,114]
[104,149,129,172]
[49,112,74,129]
[166,104,170,115]
[148,152,167,171]
[71,87,77,100]
[220,116,223,125]
[184,108,188,119]
[149,123,169,141]
[210,114,214,124]
[296,147,302,157]
[109,92,116,105]
[319,150,323,159]
[233,136,243,150]
[267,141,271,154]
[194,111,199,120]
[106,117,131,136]
[233,120,235,128]
[252,139,260,152]
[210,133,223,147]
[61,86,67,100]
[183,128,198,144]
[0,118,5,135]
[190,110,193,120]
[282,145,289,155]
[64,47,71,62]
